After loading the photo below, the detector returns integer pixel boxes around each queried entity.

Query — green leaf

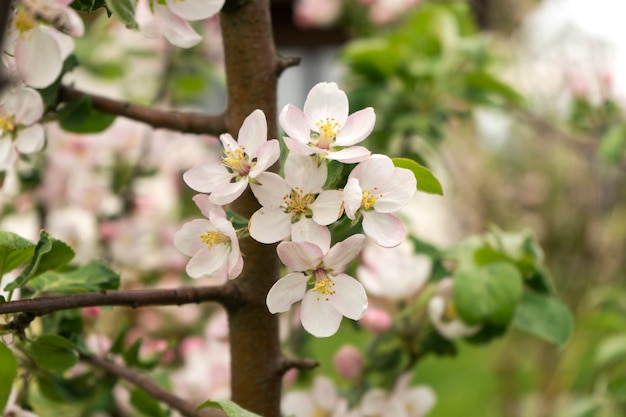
[599,124,626,164]
[130,388,167,417]
[57,96,116,134]
[392,157,443,195]
[0,343,18,412]
[453,261,523,325]
[0,231,36,276]
[464,71,525,106]
[29,261,120,294]
[105,0,137,28]
[512,292,574,348]
[71,0,110,14]
[595,334,626,369]
[27,335,78,372]
[197,399,263,417]
[37,55,79,111]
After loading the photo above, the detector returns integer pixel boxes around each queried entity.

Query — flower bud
[333,344,364,380]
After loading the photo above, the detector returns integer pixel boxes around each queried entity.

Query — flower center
[313,118,341,150]
[442,302,458,322]
[361,189,381,210]
[199,230,230,250]
[0,115,17,135]
[312,269,335,301]
[14,10,36,35]
[220,147,251,177]
[282,187,315,221]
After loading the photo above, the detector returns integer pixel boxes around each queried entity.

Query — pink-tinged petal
[350,154,394,190]
[284,153,326,193]
[219,133,238,151]
[209,178,248,205]
[10,87,43,125]
[281,392,315,417]
[14,124,45,154]
[166,0,224,21]
[335,107,376,146]
[174,218,215,256]
[237,109,267,157]
[248,139,279,178]
[248,208,291,243]
[15,26,63,88]
[375,168,417,213]
[42,26,74,59]
[310,190,343,225]
[324,234,366,271]
[312,377,339,408]
[277,240,323,271]
[250,172,291,208]
[362,211,406,248]
[303,82,349,126]
[0,138,15,171]
[227,246,243,279]
[266,272,309,313]
[325,146,371,163]
[360,389,389,415]
[301,290,343,337]
[399,386,437,416]
[279,104,313,142]
[135,0,160,38]
[153,4,202,48]
[330,273,368,320]
[283,135,319,156]
[192,194,219,218]
[342,177,362,219]
[186,243,230,278]
[59,8,85,37]
[291,219,331,253]
[183,162,233,193]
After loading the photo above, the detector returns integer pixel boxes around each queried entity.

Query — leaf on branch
[27,334,79,373]
[70,0,110,14]
[57,96,117,134]
[0,231,36,277]
[130,387,168,417]
[392,157,443,195]
[0,343,18,412]
[105,0,137,28]
[29,261,120,294]
[37,55,79,111]
[197,399,263,417]
[4,230,75,292]
[512,291,574,348]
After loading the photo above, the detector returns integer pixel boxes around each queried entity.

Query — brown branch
[275,55,301,77]
[80,353,225,417]
[277,357,318,375]
[59,85,228,135]
[0,283,242,316]
[0,0,12,91]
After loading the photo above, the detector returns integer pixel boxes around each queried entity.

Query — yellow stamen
[283,187,315,221]
[220,147,251,177]
[199,230,230,249]
[0,115,16,134]
[361,189,380,210]
[313,277,335,301]
[14,10,36,34]
[443,302,458,321]
[313,118,341,150]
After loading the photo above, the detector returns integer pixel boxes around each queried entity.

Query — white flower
[343,154,416,247]
[360,373,436,417]
[280,82,374,163]
[0,86,45,171]
[282,376,350,417]
[249,153,343,245]
[427,278,481,339]
[184,109,279,205]
[174,195,243,281]
[266,233,367,337]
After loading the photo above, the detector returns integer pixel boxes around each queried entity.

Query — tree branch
[80,353,225,417]
[59,85,228,135]
[277,357,318,375]
[0,283,242,316]
[0,0,12,91]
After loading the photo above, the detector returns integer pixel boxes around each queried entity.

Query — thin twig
[0,283,242,316]
[277,357,318,375]
[59,85,228,135]
[80,353,226,417]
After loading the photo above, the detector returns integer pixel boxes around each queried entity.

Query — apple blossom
[266,233,368,337]
[174,194,243,281]
[184,109,279,205]
[343,154,416,247]
[249,153,343,245]
[280,82,375,163]
[427,278,481,339]
[360,373,436,417]
[0,86,45,171]
[282,376,350,417]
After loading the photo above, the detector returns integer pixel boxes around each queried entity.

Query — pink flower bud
[359,307,393,333]
[333,344,363,380]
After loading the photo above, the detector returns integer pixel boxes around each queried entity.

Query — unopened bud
[333,344,363,380]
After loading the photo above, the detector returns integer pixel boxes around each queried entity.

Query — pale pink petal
[135,0,160,38]
[250,172,291,208]
[237,109,267,158]
[284,153,326,193]
[209,178,249,205]
[174,218,215,256]
[375,168,417,213]
[330,273,368,320]
[279,104,313,142]
[350,154,394,190]
[228,251,244,279]
[266,272,309,313]
[325,146,371,163]
[342,178,363,219]
[0,138,15,171]
[301,290,343,337]
[283,135,319,156]
[400,386,437,416]
[281,392,315,417]
[15,26,63,88]
[310,190,343,225]
[291,219,331,253]
[312,377,338,409]
[219,133,238,151]
[166,0,224,21]
[14,124,45,153]
[324,234,366,271]
[248,139,279,178]
[361,211,406,248]
[192,194,219,218]
[154,4,202,48]
[303,82,349,126]
[277,240,323,271]
[335,107,376,146]
[11,87,43,125]
[59,7,85,37]
[42,26,74,59]
[360,389,389,415]
[186,243,230,278]
[248,208,291,243]
[183,162,233,193]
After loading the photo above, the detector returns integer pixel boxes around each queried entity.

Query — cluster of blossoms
[175,82,418,337]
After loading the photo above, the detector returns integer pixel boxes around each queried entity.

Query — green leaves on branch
[29,261,120,294]
[105,0,137,28]
[197,399,263,417]
[0,343,17,413]
[513,292,574,348]
[0,231,36,277]
[71,0,110,14]
[57,96,116,134]
[26,335,79,373]
[392,157,443,195]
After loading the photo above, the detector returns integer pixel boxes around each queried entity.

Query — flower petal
[248,139,279,178]
[248,207,291,243]
[15,26,63,88]
[361,211,406,248]
[10,87,43,125]
[192,194,219,218]
[291,219,331,253]
[303,82,349,126]
[279,104,313,142]
[15,124,45,154]
[266,272,309,313]
[154,4,202,48]
[166,0,224,21]
[330,273,368,321]
[174,219,215,256]
[237,109,267,159]
[342,177,362,219]
[375,168,417,213]
[209,178,249,205]
[324,234,366,271]
[277,239,324,271]
[310,190,343,225]
[284,153,326,193]
[325,146,371,163]
[335,107,375,146]
[186,243,230,279]
[0,138,15,171]
[349,154,394,190]
[301,290,343,337]
[283,135,320,157]
[250,172,291,208]
[183,162,233,193]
